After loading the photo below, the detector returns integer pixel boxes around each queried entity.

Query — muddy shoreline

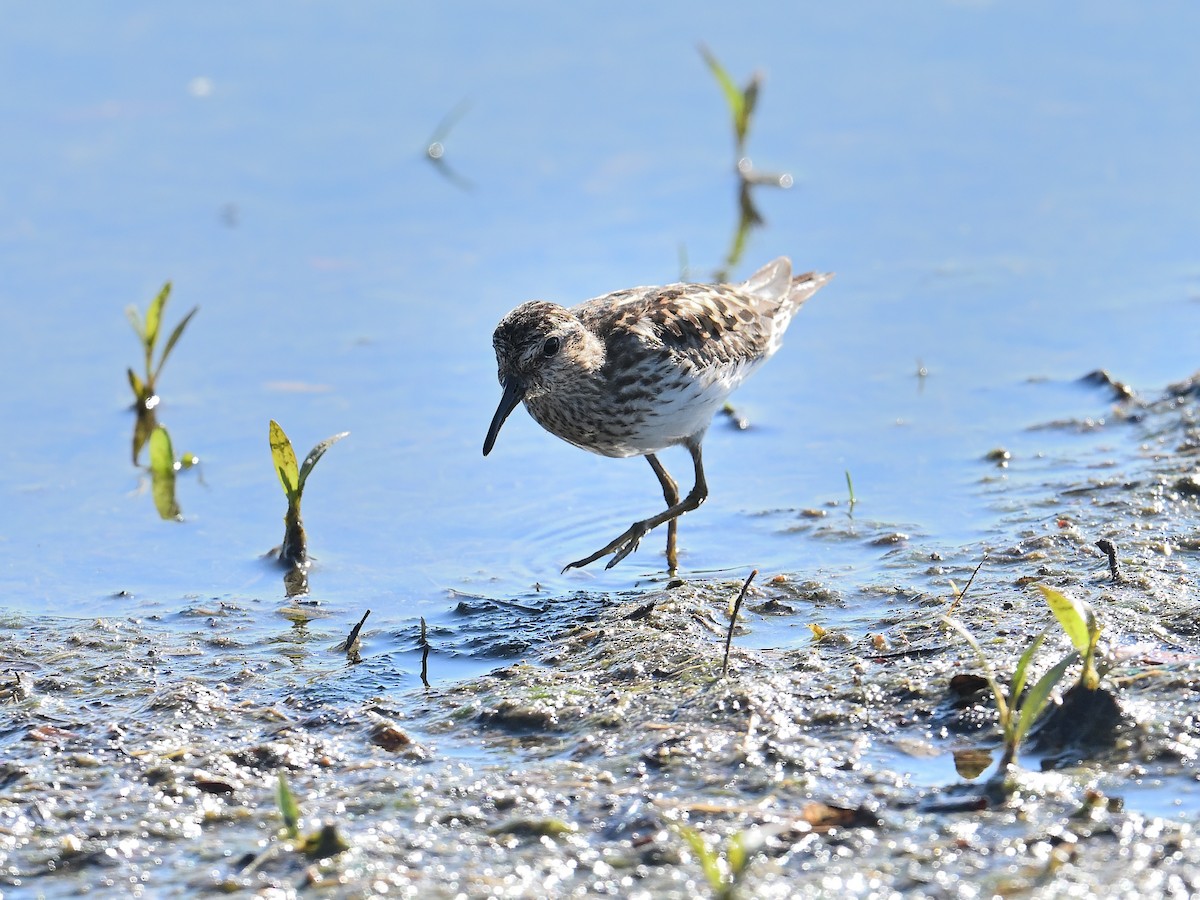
[3,373,1199,898]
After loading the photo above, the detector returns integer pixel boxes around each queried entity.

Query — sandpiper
[483,257,833,572]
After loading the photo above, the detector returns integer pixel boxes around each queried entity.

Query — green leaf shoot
[943,616,1008,724]
[125,305,145,341]
[677,824,725,894]
[1009,630,1046,716]
[269,420,300,501]
[1037,584,1090,655]
[725,830,747,877]
[1012,650,1079,748]
[1037,584,1102,690]
[144,281,171,355]
[276,771,301,840]
[153,305,199,384]
[127,368,146,404]
[699,44,746,144]
[296,431,350,495]
[125,281,197,468]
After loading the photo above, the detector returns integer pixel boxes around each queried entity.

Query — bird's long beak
[483,377,525,456]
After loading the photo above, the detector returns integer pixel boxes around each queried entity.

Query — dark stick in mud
[722,569,758,677]
[420,617,431,688]
[1095,538,1121,582]
[339,610,371,654]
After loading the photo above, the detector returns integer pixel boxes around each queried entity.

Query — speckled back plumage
[488,258,832,459]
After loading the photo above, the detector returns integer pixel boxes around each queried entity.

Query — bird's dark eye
[542,337,561,358]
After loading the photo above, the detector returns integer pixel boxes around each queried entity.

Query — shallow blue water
[1,3,1198,662]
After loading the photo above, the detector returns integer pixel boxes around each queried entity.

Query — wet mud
[3,373,1200,898]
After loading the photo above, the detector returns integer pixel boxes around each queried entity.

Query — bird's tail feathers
[742,258,834,313]
[786,270,835,310]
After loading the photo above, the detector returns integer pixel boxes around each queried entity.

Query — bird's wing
[574,283,775,373]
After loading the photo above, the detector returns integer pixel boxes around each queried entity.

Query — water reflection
[424,99,474,190]
[699,46,794,282]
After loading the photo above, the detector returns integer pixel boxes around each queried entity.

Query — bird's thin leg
[564,439,707,572]
[645,453,680,573]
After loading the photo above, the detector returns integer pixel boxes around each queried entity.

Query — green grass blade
[153,305,199,384]
[276,771,300,839]
[1083,607,1102,689]
[699,45,745,141]
[296,431,350,494]
[725,831,747,876]
[740,75,760,143]
[269,420,300,500]
[145,281,171,352]
[1037,584,1091,655]
[125,304,145,341]
[1010,630,1046,710]
[942,616,1008,722]
[148,425,175,475]
[127,368,145,403]
[677,825,725,892]
[1013,650,1079,747]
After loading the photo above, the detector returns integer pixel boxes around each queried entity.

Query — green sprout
[276,770,301,840]
[126,281,198,464]
[676,824,763,900]
[943,617,1077,775]
[275,770,350,859]
[269,420,349,567]
[1037,584,1104,691]
[699,45,789,283]
[699,44,759,155]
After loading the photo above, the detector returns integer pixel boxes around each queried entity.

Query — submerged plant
[268,420,349,567]
[147,425,182,521]
[676,824,763,900]
[126,281,198,463]
[942,616,1077,775]
[698,45,792,283]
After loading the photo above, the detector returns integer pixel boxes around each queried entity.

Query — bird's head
[483,301,592,456]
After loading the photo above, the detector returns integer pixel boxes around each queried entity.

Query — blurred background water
[1,2,1197,670]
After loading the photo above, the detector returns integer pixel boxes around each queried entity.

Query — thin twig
[722,570,758,677]
[419,617,431,688]
[946,553,988,615]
